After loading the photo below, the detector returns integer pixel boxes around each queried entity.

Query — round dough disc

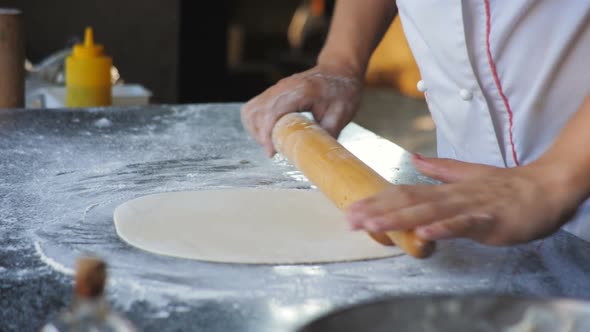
[114,189,403,264]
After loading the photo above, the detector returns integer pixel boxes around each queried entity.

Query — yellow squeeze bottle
[66,27,112,107]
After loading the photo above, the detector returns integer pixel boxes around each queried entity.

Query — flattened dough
[114,189,403,264]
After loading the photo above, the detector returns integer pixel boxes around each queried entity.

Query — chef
[241,1,590,246]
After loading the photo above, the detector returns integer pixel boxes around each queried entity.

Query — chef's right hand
[241,65,363,157]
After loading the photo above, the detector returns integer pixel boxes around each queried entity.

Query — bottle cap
[75,256,107,298]
[73,27,104,58]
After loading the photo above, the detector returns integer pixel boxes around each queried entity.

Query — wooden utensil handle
[0,9,24,108]
[272,113,435,259]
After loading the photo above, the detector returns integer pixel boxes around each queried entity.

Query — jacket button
[460,89,473,101]
[417,80,427,92]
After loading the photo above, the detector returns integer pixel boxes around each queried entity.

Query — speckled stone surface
[1,104,589,332]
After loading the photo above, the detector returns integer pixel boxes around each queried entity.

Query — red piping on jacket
[484,0,520,166]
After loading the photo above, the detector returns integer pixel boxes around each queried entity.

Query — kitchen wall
[0,0,321,103]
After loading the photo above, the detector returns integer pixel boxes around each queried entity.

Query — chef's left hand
[346,154,583,246]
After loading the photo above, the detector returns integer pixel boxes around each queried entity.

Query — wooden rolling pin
[272,113,435,259]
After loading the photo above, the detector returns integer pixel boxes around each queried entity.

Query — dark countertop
[1,104,589,332]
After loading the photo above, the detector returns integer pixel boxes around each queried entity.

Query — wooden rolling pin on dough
[272,113,435,259]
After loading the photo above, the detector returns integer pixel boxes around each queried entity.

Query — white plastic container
[28,84,151,108]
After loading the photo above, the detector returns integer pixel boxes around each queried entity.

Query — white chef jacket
[396,0,590,241]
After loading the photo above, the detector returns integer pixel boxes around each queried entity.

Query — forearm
[317,0,397,78]
[536,95,590,201]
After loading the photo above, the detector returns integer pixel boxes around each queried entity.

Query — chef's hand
[241,65,362,157]
[346,154,583,246]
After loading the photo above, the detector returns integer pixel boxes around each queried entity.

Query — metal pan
[298,295,590,332]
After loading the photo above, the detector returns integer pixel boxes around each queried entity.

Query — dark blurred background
[0,0,335,103]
